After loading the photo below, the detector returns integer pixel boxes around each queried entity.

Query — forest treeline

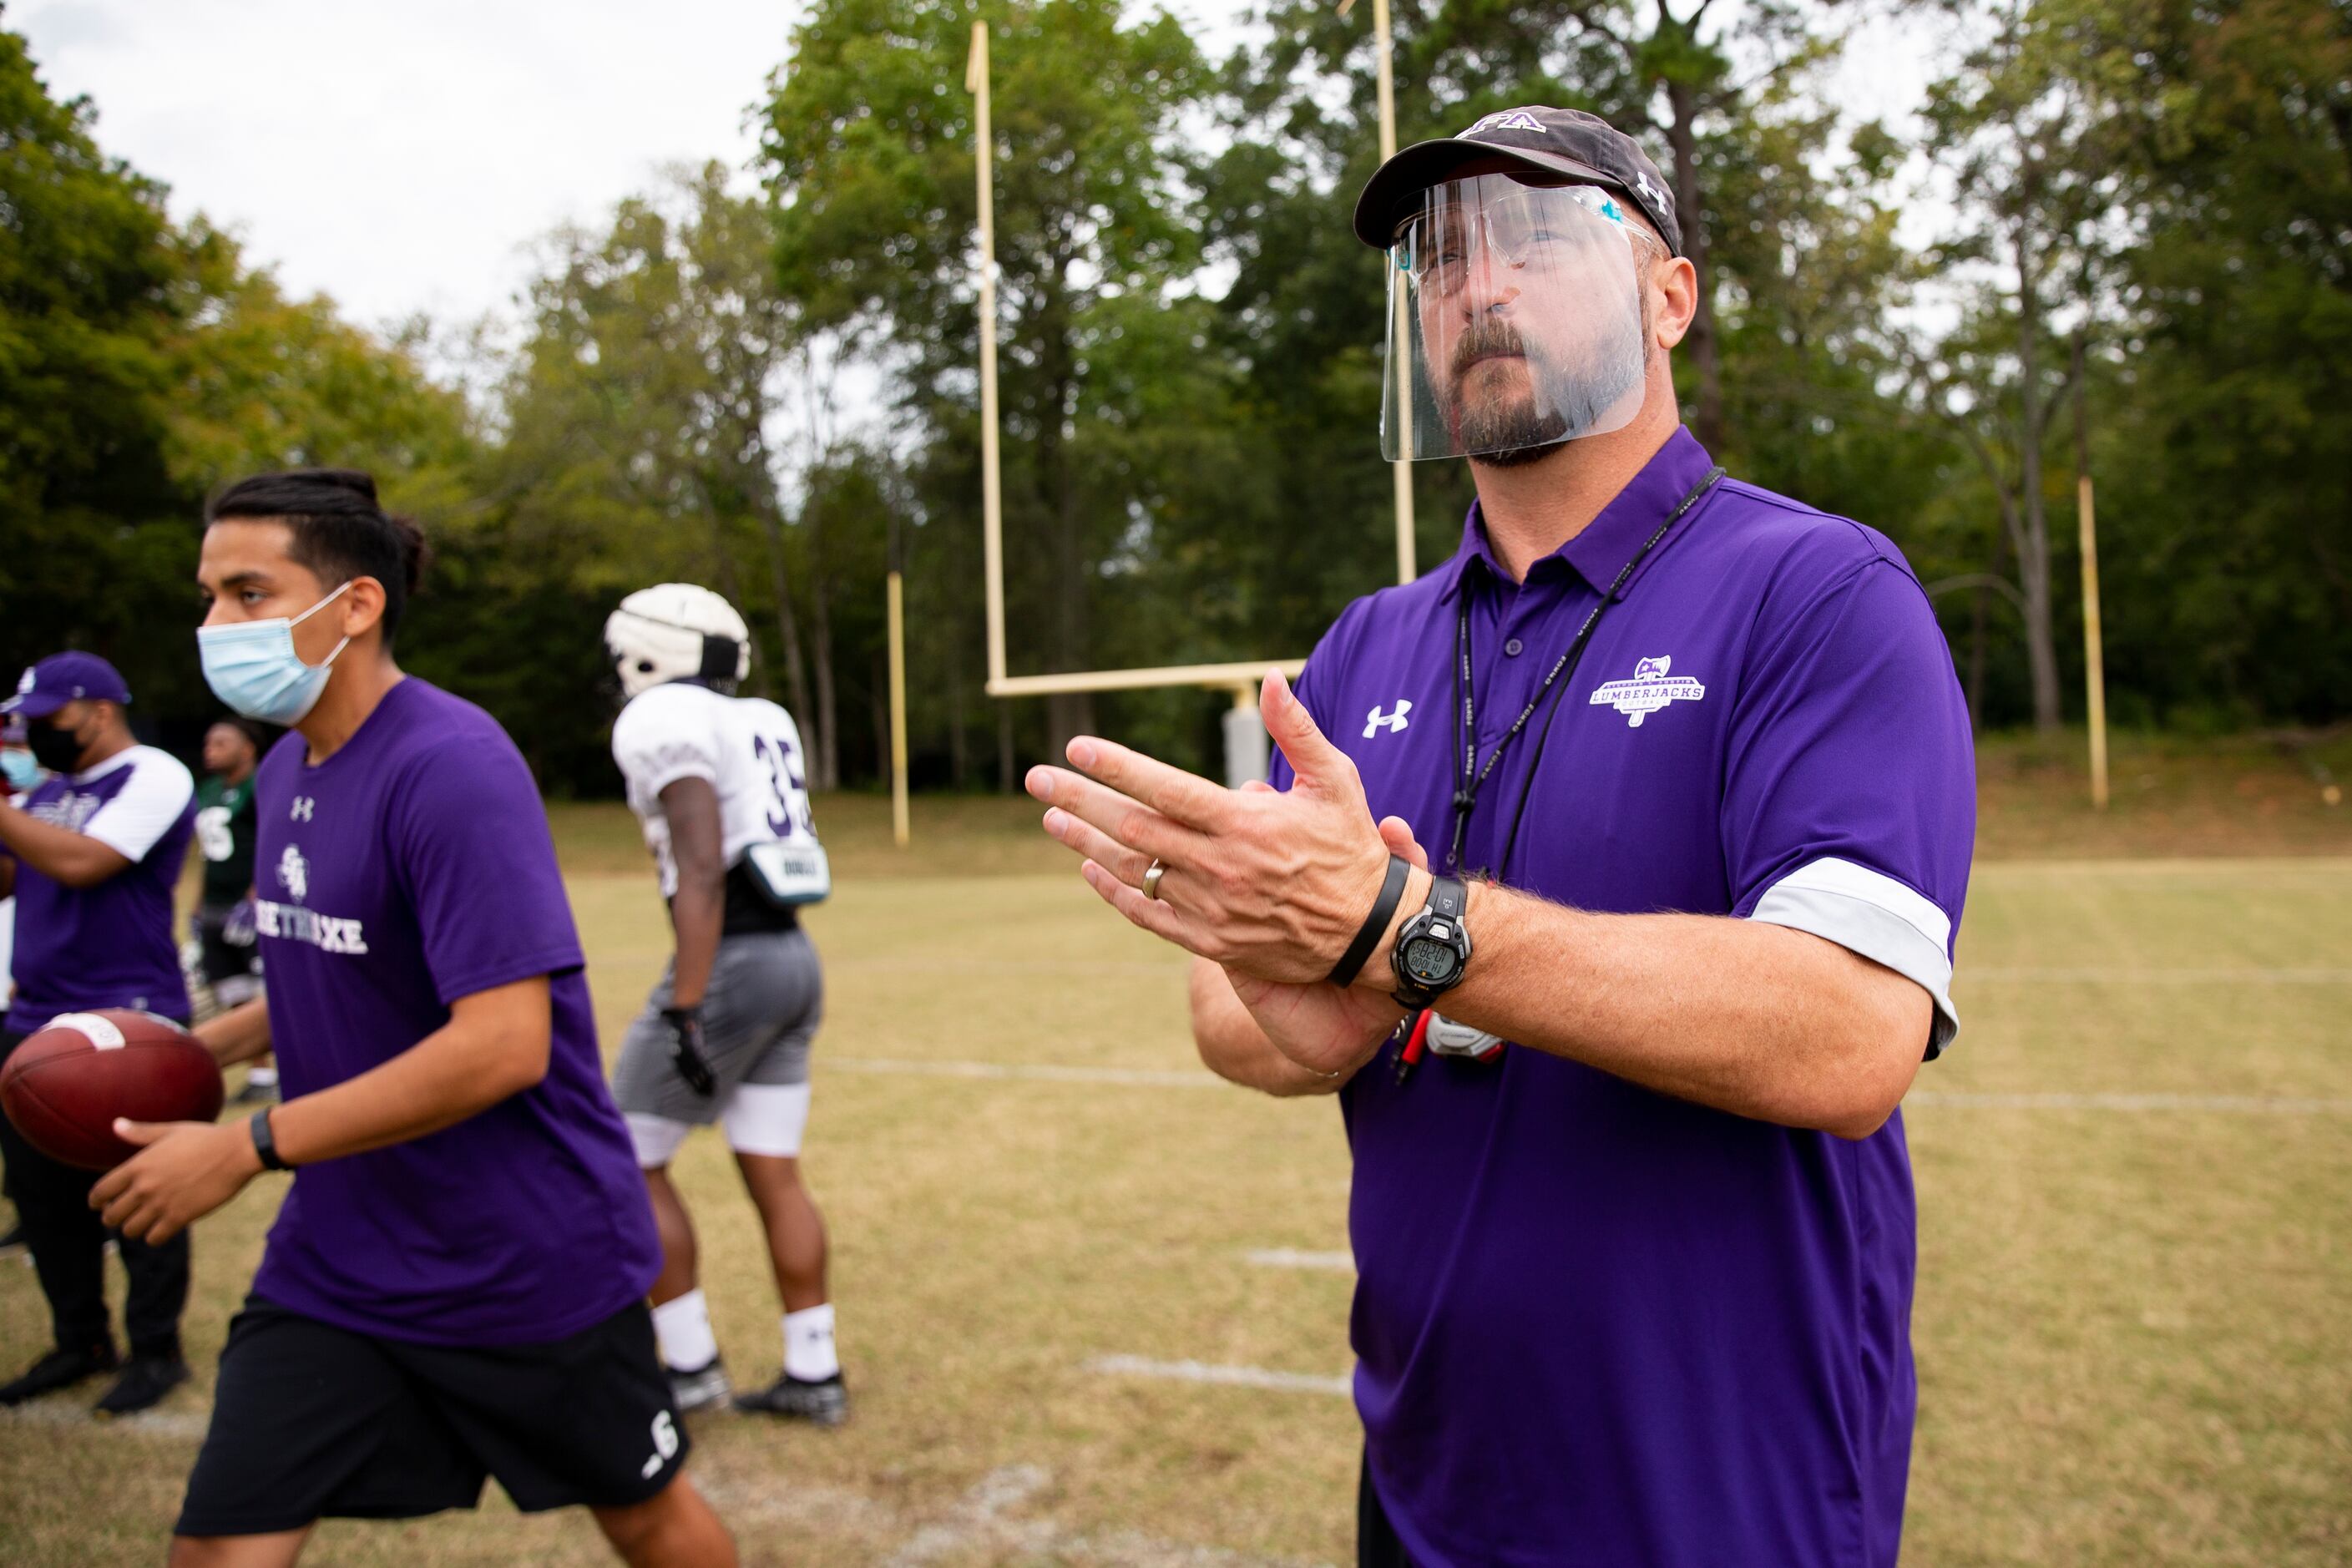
[6,0,2345,794]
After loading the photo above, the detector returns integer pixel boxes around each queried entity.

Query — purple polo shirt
[1272,428,1974,1567]
[247,678,660,1345]
[5,746,195,1034]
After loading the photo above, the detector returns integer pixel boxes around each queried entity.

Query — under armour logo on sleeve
[290,797,316,821]
[1364,701,1414,738]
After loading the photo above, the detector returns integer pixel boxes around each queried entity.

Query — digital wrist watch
[1390,874,1472,1009]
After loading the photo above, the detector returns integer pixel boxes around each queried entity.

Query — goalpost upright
[964,15,1413,785]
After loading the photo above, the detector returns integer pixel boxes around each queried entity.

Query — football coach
[1026,108,1975,1566]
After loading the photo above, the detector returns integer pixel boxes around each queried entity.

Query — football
[1,1010,225,1171]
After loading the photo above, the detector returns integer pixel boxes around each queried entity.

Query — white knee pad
[627,1112,694,1169]
[722,1082,812,1159]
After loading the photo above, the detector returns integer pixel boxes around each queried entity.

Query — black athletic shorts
[175,1296,688,1537]
[1359,1455,1418,1568]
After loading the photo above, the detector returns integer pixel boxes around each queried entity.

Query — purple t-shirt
[5,746,195,1034]
[1272,428,1975,1567]
[248,678,659,1345]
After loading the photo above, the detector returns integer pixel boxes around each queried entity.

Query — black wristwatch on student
[1390,874,1473,1009]
[249,1107,292,1171]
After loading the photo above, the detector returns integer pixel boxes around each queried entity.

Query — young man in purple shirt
[1026,109,1973,1566]
[90,469,736,1567]
[0,652,199,1415]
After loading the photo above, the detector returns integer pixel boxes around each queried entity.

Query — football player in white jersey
[604,585,847,1426]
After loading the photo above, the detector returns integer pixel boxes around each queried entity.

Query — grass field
[3,731,2348,1565]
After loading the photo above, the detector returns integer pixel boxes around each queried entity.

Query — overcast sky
[15,1,1939,341]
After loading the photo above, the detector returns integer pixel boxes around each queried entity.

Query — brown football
[1,1010,225,1171]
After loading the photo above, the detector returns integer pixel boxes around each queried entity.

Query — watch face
[1403,935,1460,987]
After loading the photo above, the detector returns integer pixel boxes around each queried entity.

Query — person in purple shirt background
[89,469,736,1566]
[1025,108,1974,1566]
[0,652,200,1417]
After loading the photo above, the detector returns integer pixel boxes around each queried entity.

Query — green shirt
[195,773,258,907]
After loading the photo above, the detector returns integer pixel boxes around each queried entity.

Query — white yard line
[1965,968,2352,984]
[830,1057,1218,1088]
[1243,1249,1354,1272]
[830,1057,2352,1115]
[6,1401,1329,1566]
[1910,1091,2352,1114]
[807,1461,1334,1568]
[1,1396,210,1440]
[1089,1355,1353,1399]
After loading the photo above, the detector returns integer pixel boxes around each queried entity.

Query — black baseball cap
[1353,106,1683,256]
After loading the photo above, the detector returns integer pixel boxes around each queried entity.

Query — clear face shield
[1381,176,1658,463]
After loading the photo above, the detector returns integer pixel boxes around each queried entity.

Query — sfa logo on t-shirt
[255,838,369,955]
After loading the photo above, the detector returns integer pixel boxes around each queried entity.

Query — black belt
[684,862,799,937]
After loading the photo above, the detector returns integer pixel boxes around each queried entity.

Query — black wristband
[249,1106,290,1171]
[1327,854,1412,987]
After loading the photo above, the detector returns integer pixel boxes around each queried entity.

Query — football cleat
[94,1354,190,1417]
[732,1371,848,1427]
[0,1342,119,1406]
[667,1358,732,1414]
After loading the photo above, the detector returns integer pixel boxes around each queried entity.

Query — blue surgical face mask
[1,747,38,791]
[196,581,355,726]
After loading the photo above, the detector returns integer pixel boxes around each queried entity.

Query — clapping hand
[1026,670,1434,1075]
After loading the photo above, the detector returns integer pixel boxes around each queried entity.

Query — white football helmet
[604,584,751,701]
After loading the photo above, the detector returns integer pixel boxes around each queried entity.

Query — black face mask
[28,716,89,775]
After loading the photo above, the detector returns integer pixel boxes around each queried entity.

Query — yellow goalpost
[951,13,1414,789]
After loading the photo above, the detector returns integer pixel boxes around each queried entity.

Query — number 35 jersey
[611,680,819,900]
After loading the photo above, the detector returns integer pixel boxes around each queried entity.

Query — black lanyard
[1446,466,1725,877]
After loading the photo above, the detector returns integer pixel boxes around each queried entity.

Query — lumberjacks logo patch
[1589,655,1704,727]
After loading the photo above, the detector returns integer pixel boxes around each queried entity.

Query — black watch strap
[250,1106,291,1171]
[1328,855,1412,987]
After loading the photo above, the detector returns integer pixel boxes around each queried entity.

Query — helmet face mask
[604,584,752,701]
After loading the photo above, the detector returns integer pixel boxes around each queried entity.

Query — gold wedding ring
[1142,859,1168,900]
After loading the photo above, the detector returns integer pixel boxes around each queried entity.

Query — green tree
[1,18,195,710]
[1908,0,2132,732]
[2,16,463,740]
[759,0,1212,756]
[2087,0,2352,722]
[481,164,838,774]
